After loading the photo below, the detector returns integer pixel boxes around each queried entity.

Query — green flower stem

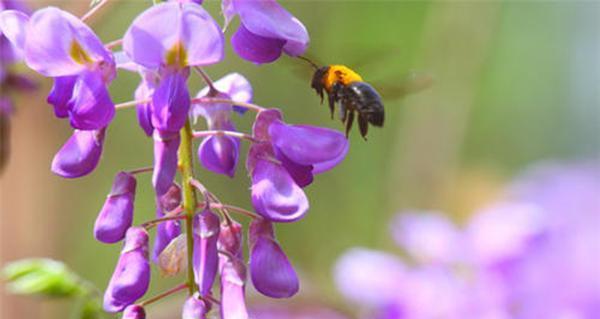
[179,120,199,295]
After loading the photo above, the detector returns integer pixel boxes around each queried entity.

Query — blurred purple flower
[94,172,137,244]
[334,162,600,319]
[104,227,150,313]
[249,218,299,298]
[247,109,348,222]
[227,0,309,64]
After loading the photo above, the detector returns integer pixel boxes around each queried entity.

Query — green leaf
[2,259,82,298]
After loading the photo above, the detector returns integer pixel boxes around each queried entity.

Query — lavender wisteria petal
[123,2,223,69]
[192,209,220,296]
[193,72,252,118]
[251,159,309,222]
[249,219,299,298]
[94,172,137,244]
[0,9,29,53]
[47,75,77,118]
[153,219,182,263]
[269,121,348,167]
[198,135,240,177]
[134,80,154,137]
[151,72,190,134]
[23,7,112,77]
[218,222,249,319]
[182,296,208,319]
[104,227,150,313]
[51,128,105,178]
[231,0,309,63]
[231,24,285,64]
[152,132,180,196]
[67,71,115,130]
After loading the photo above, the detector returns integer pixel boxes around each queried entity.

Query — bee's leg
[340,102,348,123]
[329,82,344,119]
[358,114,369,140]
[327,93,336,119]
[345,111,355,138]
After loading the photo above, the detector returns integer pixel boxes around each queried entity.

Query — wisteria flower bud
[193,209,220,295]
[122,305,146,319]
[152,131,180,196]
[198,133,239,178]
[229,0,309,64]
[104,227,150,313]
[249,219,299,298]
[51,128,105,178]
[94,172,137,244]
[182,295,208,319]
[159,183,182,212]
[218,221,249,319]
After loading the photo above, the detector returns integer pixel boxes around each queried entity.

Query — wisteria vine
[0,0,350,318]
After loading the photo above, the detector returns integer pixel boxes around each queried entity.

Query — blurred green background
[1,0,598,318]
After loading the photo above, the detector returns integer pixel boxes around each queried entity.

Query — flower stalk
[179,120,199,295]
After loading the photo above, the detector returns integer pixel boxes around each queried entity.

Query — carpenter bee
[301,57,384,139]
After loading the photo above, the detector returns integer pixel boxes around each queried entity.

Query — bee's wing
[374,72,434,100]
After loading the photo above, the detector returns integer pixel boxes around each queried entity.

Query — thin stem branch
[115,100,146,110]
[192,130,259,143]
[193,67,216,92]
[179,120,199,295]
[197,202,261,220]
[127,166,153,175]
[138,283,188,307]
[81,0,109,22]
[141,214,185,229]
[105,38,123,50]
[191,97,265,113]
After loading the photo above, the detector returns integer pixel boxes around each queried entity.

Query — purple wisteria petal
[193,72,252,117]
[23,7,112,77]
[122,305,146,319]
[269,121,348,168]
[182,296,208,319]
[391,211,464,265]
[334,248,407,307]
[218,222,249,319]
[123,2,223,69]
[192,209,220,296]
[252,108,283,141]
[67,71,115,130]
[0,9,29,53]
[94,172,137,244]
[273,148,313,187]
[47,75,77,118]
[51,128,105,178]
[159,183,182,212]
[198,135,240,177]
[249,219,299,298]
[231,24,285,64]
[152,131,180,196]
[104,227,150,313]
[251,159,309,222]
[134,80,154,137]
[312,140,349,174]
[151,72,190,134]
[231,0,309,63]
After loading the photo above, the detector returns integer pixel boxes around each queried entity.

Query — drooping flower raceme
[334,161,600,319]
[4,0,359,318]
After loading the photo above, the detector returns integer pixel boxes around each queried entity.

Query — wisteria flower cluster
[0,1,347,318]
[335,161,600,319]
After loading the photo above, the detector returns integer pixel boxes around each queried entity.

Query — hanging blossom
[3,0,359,318]
[224,0,309,64]
[334,161,600,319]
[123,1,224,196]
[0,6,116,178]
